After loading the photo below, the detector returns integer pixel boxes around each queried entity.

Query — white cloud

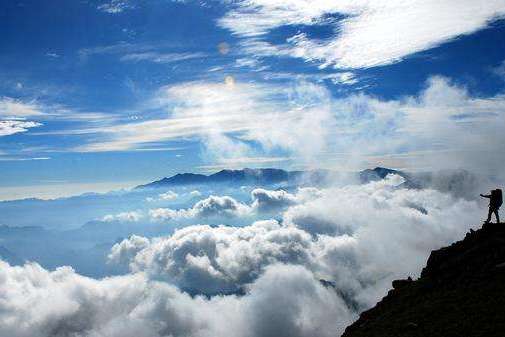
[0,97,116,141]
[97,0,132,13]
[159,190,179,201]
[0,120,42,137]
[189,190,202,198]
[150,191,186,203]
[148,207,179,221]
[325,72,357,85]
[108,234,150,266]
[0,156,50,161]
[1,175,488,336]
[111,220,314,293]
[250,187,320,212]
[0,97,43,118]
[251,188,297,212]
[0,260,352,337]
[149,195,252,221]
[219,0,505,69]
[146,187,320,223]
[43,75,505,175]
[112,175,482,308]
[190,195,249,218]
[102,211,143,222]
[73,80,335,163]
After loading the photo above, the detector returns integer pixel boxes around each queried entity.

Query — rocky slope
[343,222,505,337]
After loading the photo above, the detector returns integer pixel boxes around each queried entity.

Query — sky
[1,0,505,199]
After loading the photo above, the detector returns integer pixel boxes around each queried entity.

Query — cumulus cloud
[113,176,481,306]
[159,190,178,201]
[110,220,313,293]
[149,207,179,221]
[0,260,353,337]
[250,187,321,212]
[219,0,505,69]
[102,211,143,222]
[146,190,179,202]
[108,234,150,266]
[149,195,252,221]
[190,195,251,218]
[147,187,320,223]
[251,189,298,212]
[189,190,202,198]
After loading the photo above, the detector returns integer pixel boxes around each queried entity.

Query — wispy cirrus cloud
[120,51,207,64]
[493,59,505,80]
[0,156,50,161]
[0,97,43,118]
[219,0,505,69]
[78,42,205,65]
[0,97,114,122]
[69,80,335,165]
[0,96,118,141]
[97,0,133,14]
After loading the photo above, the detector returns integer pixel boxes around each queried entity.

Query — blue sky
[1,0,505,199]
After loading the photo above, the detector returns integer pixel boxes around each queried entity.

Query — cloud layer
[58,75,505,176]
[0,261,352,337]
[0,175,486,336]
[219,0,505,69]
[111,175,482,304]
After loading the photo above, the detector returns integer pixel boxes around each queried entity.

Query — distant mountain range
[0,245,23,265]
[135,167,413,189]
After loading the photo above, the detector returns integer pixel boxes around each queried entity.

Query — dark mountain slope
[343,222,505,337]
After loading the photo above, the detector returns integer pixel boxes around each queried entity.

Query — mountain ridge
[135,167,410,189]
[342,222,505,337]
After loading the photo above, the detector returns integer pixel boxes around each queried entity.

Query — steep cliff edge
[343,222,505,337]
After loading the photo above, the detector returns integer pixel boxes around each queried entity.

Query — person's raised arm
[480,194,491,198]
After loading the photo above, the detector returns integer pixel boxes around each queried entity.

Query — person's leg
[495,209,500,223]
[486,207,493,223]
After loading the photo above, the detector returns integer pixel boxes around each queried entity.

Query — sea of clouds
[0,174,484,337]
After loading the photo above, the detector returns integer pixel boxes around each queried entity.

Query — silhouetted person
[480,189,502,224]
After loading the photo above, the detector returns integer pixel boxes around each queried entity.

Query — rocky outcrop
[343,222,505,337]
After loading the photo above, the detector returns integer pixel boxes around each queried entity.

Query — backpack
[491,189,503,208]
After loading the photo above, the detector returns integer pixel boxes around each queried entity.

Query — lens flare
[224,75,235,87]
[218,42,230,55]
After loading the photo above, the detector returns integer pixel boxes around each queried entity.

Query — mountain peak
[343,222,505,337]
[135,168,294,189]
